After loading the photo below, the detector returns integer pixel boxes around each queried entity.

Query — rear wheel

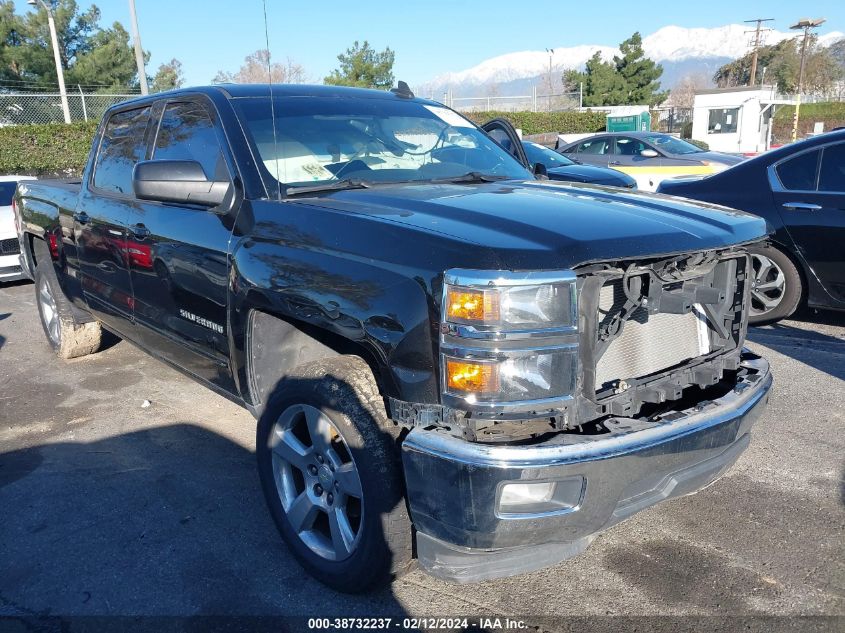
[256,356,413,593]
[35,258,102,359]
[748,245,802,325]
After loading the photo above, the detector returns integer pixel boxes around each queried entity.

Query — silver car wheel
[270,403,364,562]
[38,276,61,347]
[750,253,787,317]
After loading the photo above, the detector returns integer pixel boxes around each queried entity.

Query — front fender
[229,239,438,406]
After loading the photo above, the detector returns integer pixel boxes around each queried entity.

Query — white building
[691,86,794,154]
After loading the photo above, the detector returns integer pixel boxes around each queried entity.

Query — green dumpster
[606,112,651,132]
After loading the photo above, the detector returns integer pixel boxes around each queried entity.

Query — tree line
[562,30,844,108]
[0,0,394,94]
[0,0,183,92]
[713,36,843,95]
[6,2,839,109]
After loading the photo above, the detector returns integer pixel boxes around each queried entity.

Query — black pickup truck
[14,84,773,592]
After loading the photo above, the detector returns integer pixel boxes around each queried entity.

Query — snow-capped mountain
[418,24,844,97]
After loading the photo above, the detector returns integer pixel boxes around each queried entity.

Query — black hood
[284,180,768,269]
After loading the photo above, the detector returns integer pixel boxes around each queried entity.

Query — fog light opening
[499,482,555,507]
[496,476,585,517]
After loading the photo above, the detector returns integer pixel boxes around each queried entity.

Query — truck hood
[289,180,768,267]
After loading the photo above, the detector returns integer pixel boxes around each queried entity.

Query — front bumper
[0,253,23,281]
[401,352,772,583]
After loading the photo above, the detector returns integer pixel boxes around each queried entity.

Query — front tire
[256,356,413,593]
[35,258,103,359]
[748,245,802,325]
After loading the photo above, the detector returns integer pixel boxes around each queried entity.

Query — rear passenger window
[576,138,608,154]
[93,107,151,195]
[818,143,845,193]
[153,102,229,181]
[776,149,820,191]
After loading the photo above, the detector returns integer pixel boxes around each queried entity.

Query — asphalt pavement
[0,279,843,627]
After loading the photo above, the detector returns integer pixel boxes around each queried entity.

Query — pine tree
[324,41,395,90]
[565,52,626,106]
[565,33,666,106]
[614,32,667,105]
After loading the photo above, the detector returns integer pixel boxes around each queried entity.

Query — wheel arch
[229,247,440,415]
[243,306,390,415]
[759,237,809,309]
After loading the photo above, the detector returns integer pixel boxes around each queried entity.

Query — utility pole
[545,48,554,112]
[790,18,826,142]
[128,0,149,95]
[744,18,773,86]
[27,0,70,123]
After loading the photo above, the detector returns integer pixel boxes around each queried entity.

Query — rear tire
[256,356,413,593]
[747,245,803,325]
[35,259,102,359]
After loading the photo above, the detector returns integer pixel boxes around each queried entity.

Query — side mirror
[640,149,659,158]
[533,162,548,177]
[133,160,230,207]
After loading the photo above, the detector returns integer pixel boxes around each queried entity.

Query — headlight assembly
[440,269,578,411]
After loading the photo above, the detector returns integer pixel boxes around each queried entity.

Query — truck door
[769,141,845,307]
[481,119,530,167]
[76,105,152,335]
[125,98,238,391]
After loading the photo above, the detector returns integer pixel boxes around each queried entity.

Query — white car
[1,175,36,282]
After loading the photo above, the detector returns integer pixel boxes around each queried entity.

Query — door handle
[609,160,621,165]
[129,223,150,239]
[782,202,822,211]
[73,211,90,225]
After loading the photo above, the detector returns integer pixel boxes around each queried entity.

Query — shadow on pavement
[0,312,8,350]
[748,314,845,381]
[0,420,410,619]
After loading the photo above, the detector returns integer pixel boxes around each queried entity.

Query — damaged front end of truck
[393,245,772,582]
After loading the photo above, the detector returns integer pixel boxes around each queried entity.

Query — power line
[744,18,774,86]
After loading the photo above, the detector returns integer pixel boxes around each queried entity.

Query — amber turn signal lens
[446,288,499,322]
[445,359,499,394]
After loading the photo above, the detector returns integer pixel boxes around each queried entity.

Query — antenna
[262,0,282,199]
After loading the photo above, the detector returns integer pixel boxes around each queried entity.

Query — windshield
[643,134,703,155]
[0,182,16,206]
[522,142,575,167]
[233,97,531,193]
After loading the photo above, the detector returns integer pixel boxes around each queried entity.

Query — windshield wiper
[429,171,509,184]
[284,178,373,196]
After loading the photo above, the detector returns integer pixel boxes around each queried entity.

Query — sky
[13,0,845,88]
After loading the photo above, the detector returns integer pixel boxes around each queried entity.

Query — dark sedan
[658,129,845,324]
[521,141,636,188]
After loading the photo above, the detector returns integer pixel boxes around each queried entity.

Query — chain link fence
[651,107,693,135]
[0,92,139,126]
[426,88,583,113]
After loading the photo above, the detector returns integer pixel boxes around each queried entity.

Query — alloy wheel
[270,403,364,561]
[749,253,787,318]
[38,277,61,347]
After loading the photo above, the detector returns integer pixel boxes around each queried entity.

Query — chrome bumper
[401,352,772,583]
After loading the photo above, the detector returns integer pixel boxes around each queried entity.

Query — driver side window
[613,137,648,156]
[154,102,229,181]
